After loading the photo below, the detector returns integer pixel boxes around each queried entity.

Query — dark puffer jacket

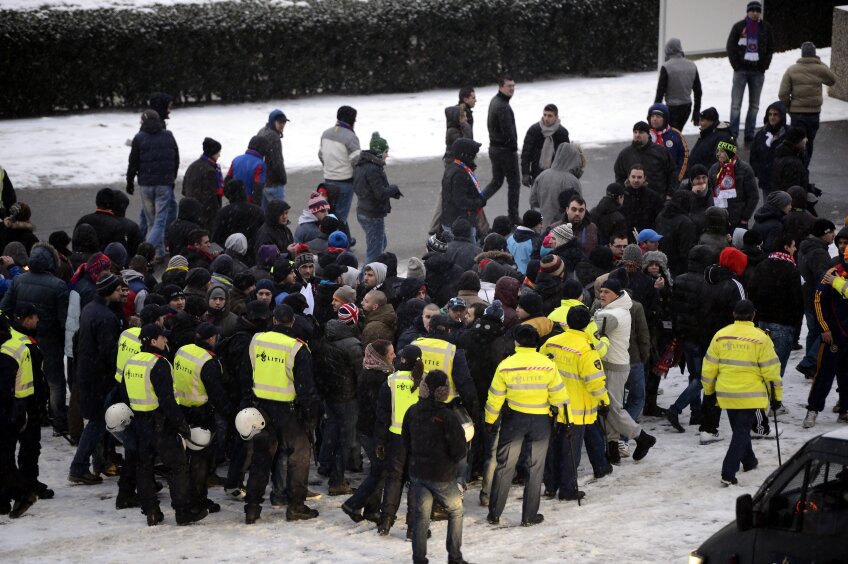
[212,181,264,258]
[751,203,785,252]
[700,264,745,348]
[441,159,484,228]
[726,17,775,73]
[0,243,69,343]
[613,141,676,198]
[748,254,804,328]
[127,115,179,187]
[591,195,627,243]
[402,397,467,483]
[182,156,221,229]
[689,122,733,170]
[357,366,392,436]
[671,245,718,344]
[655,192,697,276]
[76,296,123,419]
[354,151,401,218]
[622,184,664,234]
[166,196,202,256]
[770,139,808,193]
[487,91,518,151]
[315,319,362,403]
[749,101,786,193]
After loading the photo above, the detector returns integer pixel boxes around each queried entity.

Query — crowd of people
[1,1,846,561]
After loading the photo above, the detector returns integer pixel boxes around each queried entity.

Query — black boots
[146,507,165,526]
[245,504,262,525]
[286,504,319,522]
[607,441,621,465]
[377,513,395,535]
[633,430,657,461]
[10,492,38,519]
[115,491,139,510]
[175,507,208,526]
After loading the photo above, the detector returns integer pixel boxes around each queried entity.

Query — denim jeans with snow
[730,70,765,140]
[140,185,174,257]
[356,214,388,265]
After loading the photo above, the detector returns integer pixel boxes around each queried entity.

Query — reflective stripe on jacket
[2,334,34,399]
[542,329,609,425]
[124,352,161,412]
[548,298,610,358]
[388,370,418,435]
[485,346,569,424]
[701,321,782,409]
[415,337,459,401]
[250,331,302,402]
[173,343,212,407]
[115,327,142,383]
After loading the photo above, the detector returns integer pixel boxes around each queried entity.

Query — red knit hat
[307,191,330,214]
[719,247,748,277]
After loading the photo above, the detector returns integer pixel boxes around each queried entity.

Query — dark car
[690,428,848,564]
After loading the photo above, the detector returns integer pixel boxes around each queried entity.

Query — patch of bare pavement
[18,121,848,265]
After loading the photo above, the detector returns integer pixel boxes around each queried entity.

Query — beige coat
[778,57,837,114]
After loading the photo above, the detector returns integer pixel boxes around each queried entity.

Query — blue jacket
[227,149,266,200]
[507,227,540,275]
[648,103,689,182]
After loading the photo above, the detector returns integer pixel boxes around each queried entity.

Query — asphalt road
[18,121,848,265]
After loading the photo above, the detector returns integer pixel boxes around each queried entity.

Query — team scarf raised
[768,251,796,266]
[201,154,224,197]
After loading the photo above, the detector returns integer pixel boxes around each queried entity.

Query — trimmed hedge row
[0,0,659,117]
[766,0,838,54]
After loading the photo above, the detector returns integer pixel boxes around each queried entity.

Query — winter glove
[770,399,782,413]
[809,184,823,197]
[126,180,135,195]
[521,174,532,187]
[375,444,385,460]
[597,402,610,418]
[390,185,403,199]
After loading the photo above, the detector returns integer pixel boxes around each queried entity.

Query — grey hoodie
[529,143,583,225]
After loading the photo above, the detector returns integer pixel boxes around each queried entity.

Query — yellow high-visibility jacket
[702,321,782,409]
[548,298,609,358]
[485,346,570,424]
[541,328,610,425]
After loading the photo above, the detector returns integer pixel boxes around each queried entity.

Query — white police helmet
[105,403,134,433]
[235,408,265,441]
[185,427,212,451]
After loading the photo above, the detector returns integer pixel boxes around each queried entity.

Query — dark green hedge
[766,0,838,53]
[0,0,658,117]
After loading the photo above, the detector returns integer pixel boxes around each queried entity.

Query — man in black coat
[520,103,570,187]
[75,188,125,251]
[655,190,698,277]
[110,191,143,256]
[726,1,774,142]
[482,77,521,224]
[212,180,264,260]
[688,107,733,170]
[126,109,180,261]
[253,199,295,262]
[796,219,837,378]
[182,137,223,230]
[441,138,485,237]
[166,197,203,257]
[591,183,627,244]
[770,126,809,193]
[621,165,664,235]
[69,273,127,483]
[613,121,676,199]
[403,370,467,564]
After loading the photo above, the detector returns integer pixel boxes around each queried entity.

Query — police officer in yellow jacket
[485,324,570,526]
[173,322,234,515]
[548,279,610,358]
[122,323,205,526]
[541,306,612,500]
[373,345,423,536]
[0,312,38,518]
[111,303,167,510]
[240,304,321,524]
[702,300,782,485]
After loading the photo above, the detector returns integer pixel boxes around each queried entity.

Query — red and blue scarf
[202,154,224,197]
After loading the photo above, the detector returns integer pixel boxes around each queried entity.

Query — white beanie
[225,233,248,255]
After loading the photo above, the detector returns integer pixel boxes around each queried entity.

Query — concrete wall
[658,0,749,65]
[832,5,848,101]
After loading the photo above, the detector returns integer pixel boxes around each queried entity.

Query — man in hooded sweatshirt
[256,109,290,209]
[126,109,180,263]
[654,38,702,130]
[520,104,570,188]
[530,142,583,226]
[749,101,787,200]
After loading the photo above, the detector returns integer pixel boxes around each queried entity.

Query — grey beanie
[407,257,426,280]
[622,244,643,264]
[225,233,248,256]
[801,42,816,58]
[766,190,792,210]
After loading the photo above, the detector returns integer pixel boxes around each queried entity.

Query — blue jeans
[261,185,286,211]
[326,179,354,224]
[789,113,819,167]
[730,70,765,139]
[318,399,357,487]
[489,412,550,521]
[140,185,174,257]
[671,340,704,416]
[583,420,610,476]
[70,413,106,476]
[410,477,464,564]
[624,363,646,424]
[356,214,387,265]
[722,409,757,480]
[759,322,793,377]
[800,308,822,370]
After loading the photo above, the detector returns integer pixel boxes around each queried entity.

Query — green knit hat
[370,131,389,156]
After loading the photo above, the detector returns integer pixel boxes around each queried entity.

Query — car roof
[821,428,848,442]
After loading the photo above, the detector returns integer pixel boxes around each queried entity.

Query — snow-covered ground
[1,345,842,562]
[1,49,846,189]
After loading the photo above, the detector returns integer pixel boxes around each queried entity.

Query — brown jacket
[778,57,837,114]
[361,303,397,347]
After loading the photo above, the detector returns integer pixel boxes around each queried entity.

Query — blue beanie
[328,230,349,249]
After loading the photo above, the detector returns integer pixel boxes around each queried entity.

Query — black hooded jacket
[212,182,264,258]
[166,197,202,256]
[671,245,717,344]
[127,115,179,187]
[655,193,698,277]
[749,101,786,192]
[770,139,809,192]
[591,195,627,243]
[700,264,745,349]
[253,200,294,261]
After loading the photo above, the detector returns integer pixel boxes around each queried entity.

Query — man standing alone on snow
[655,38,702,130]
[726,1,774,144]
[521,104,570,188]
[482,77,521,225]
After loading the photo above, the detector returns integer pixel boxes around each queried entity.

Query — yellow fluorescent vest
[415,337,458,401]
[388,370,419,434]
[123,352,162,412]
[541,329,609,425]
[701,321,782,410]
[115,327,142,383]
[548,299,610,358]
[485,347,570,424]
[173,344,212,407]
[250,331,302,402]
[2,334,34,399]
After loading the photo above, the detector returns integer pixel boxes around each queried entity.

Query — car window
[767,459,848,534]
